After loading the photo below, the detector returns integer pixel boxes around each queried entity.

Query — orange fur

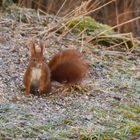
[24,41,89,96]
[23,41,51,96]
[48,49,89,84]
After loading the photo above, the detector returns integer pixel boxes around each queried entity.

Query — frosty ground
[0,8,140,139]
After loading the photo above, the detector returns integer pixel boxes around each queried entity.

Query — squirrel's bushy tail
[48,50,89,84]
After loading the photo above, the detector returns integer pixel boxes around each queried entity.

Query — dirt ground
[0,7,140,140]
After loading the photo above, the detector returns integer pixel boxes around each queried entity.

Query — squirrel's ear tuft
[40,40,45,55]
[30,40,36,55]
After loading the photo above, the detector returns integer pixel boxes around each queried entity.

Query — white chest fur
[31,68,42,81]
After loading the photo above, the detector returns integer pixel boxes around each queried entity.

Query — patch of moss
[22,124,56,138]
[63,119,74,126]
[130,124,140,136]
[31,123,55,132]
[58,130,78,139]
[63,16,114,36]
[120,108,137,119]
[89,107,108,119]
[22,130,38,138]
[0,127,23,138]
[58,131,68,138]
[78,128,118,140]
[120,104,140,118]
[131,105,140,114]
[80,133,93,140]
[58,16,134,48]
[67,16,97,33]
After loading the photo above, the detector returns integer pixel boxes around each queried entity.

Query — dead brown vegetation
[15,0,140,37]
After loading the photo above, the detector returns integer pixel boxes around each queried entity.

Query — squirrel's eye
[33,58,36,62]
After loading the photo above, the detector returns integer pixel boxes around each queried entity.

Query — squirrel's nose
[36,64,42,68]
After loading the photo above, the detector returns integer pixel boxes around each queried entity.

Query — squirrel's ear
[40,40,45,55]
[30,40,36,55]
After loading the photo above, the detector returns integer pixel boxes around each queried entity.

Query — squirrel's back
[48,50,88,84]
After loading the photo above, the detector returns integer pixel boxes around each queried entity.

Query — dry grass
[1,1,140,139]
[27,0,140,54]
[15,0,140,36]
[2,1,140,56]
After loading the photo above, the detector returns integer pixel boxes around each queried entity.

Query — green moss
[130,124,140,136]
[89,107,108,119]
[58,16,134,48]
[78,129,118,140]
[64,16,114,36]
[120,109,137,119]
[67,16,97,33]
[63,119,74,126]
[0,127,23,138]
[31,123,55,132]
[131,105,140,114]
[22,130,38,138]
[58,131,68,137]
[120,104,140,117]
[58,130,78,139]
[80,133,93,140]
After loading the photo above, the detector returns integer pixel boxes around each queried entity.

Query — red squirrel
[23,41,88,96]
[23,41,51,96]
